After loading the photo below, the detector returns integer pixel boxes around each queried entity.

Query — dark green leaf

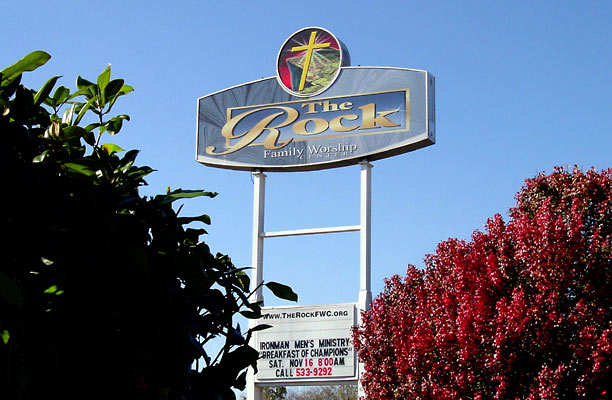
[62,125,89,139]
[219,345,259,373]
[54,85,70,102]
[34,75,60,106]
[45,85,70,108]
[124,165,153,181]
[84,122,101,132]
[193,271,223,292]
[106,118,123,135]
[63,162,96,177]
[186,228,207,242]
[103,79,124,104]
[83,131,96,146]
[265,281,298,302]
[245,323,271,344]
[43,285,58,294]
[1,51,51,84]
[68,86,95,100]
[0,272,24,308]
[1,330,9,344]
[224,267,251,276]
[236,272,250,291]
[101,143,124,155]
[234,371,248,391]
[106,115,129,135]
[118,149,139,171]
[118,84,134,97]
[177,213,212,225]
[227,327,246,346]
[74,96,96,125]
[0,73,21,98]
[249,324,272,332]
[76,75,95,89]
[108,84,134,110]
[155,189,218,205]
[247,301,261,313]
[32,150,50,163]
[97,65,111,91]
[239,310,262,319]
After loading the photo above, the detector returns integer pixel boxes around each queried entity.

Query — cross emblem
[276,27,346,96]
[290,31,331,91]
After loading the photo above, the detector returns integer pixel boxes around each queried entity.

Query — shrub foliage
[0,52,296,399]
[353,167,612,399]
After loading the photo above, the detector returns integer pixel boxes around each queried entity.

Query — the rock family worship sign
[255,304,357,384]
[195,27,435,396]
[196,27,435,172]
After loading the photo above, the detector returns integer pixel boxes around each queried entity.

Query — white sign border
[254,303,359,386]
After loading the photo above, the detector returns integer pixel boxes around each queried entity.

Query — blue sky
[4,1,611,310]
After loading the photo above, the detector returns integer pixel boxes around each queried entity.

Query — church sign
[196,27,435,171]
[255,304,357,384]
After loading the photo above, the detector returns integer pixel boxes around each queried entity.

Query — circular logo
[276,27,349,97]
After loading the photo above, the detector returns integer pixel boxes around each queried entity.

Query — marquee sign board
[255,303,357,384]
[196,27,435,172]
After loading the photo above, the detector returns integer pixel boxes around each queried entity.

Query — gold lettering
[321,100,338,112]
[206,98,404,157]
[206,106,298,155]
[339,102,352,110]
[301,101,353,114]
[292,117,328,135]
[358,103,401,130]
[301,102,321,114]
[329,114,359,132]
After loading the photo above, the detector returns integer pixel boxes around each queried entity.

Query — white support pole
[358,161,372,311]
[247,164,370,398]
[357,160,372,399]
[250,170,266,305]
[247,170,266,400]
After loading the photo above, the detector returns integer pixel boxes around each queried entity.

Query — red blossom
[353,167,612,399]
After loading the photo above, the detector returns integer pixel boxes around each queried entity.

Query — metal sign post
[358,161,372,311]
[357,161,372,399]
[246,162,372,399]
[247,170,265,400]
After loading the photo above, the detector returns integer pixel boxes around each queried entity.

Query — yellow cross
[291,31,331,91]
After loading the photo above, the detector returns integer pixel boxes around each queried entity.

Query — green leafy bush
[0,51,296,400]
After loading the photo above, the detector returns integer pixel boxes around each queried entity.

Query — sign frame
[196,66,435,172]
[254,303,358,386]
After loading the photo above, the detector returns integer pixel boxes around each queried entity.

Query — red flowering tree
[353,167,612,399]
